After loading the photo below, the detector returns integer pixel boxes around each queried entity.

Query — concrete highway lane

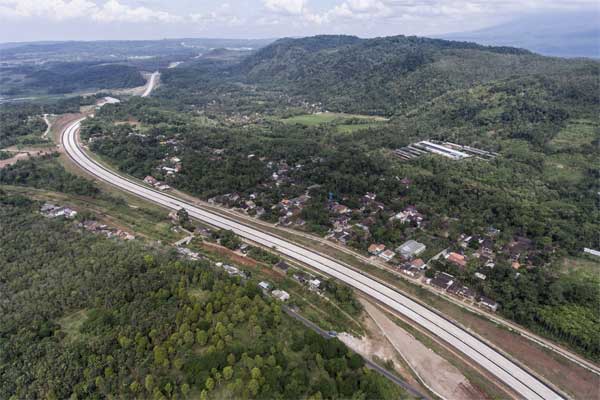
[62,118,563,400]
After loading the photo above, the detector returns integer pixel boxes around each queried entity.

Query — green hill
[232,35,598,115]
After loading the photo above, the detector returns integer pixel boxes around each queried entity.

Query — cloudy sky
[0,0,597,42]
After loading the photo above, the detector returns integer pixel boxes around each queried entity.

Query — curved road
[61,118,563,400]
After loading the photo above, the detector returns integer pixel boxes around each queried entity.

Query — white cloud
[329,0,392,20]
[93,0,181,23]
[190,3,245,26]
[0,0,96,20]
[263,0,306,15]
[0,0,181,23]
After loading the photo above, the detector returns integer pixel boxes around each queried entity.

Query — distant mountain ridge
[441,11,600,58]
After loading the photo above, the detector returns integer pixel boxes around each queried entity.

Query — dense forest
[0,155,99,197]
[0,194,405,399]
[0,61,145,95]
[0,97,93,147]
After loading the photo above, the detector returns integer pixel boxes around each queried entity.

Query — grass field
[557,256,600,277]
[280,112,388,127]
[550,119,598,151]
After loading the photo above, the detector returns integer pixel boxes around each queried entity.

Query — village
[40,202,135,241]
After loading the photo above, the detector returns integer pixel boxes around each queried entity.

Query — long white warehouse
[62,118,562,400]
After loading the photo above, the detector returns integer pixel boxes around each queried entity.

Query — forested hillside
[0,194,404,399]
[161,35,598,115]
[0,61,145,95]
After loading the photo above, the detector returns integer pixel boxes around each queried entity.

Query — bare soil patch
[361,299,488,400]
[0,148,57,168]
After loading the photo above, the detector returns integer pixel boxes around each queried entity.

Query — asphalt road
[62,118,563,400]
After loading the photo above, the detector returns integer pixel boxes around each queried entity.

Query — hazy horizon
[0,0,598,43]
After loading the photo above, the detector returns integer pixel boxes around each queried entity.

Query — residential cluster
[40,202,136,241]
[79,220,135,241]
[144,175,171,191]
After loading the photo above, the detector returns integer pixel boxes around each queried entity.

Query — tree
[196,330,208,345]
[205,377,215,392]
[181,383,190,397]
[227,353,236,366]
[177,208,190,223]
[144,375,155,393]
[248,379,260,396]
[223,366,234,381]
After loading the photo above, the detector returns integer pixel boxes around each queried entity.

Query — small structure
[258,281,271,291]
[428,272,455,290]
[144,176,158,185]
[446,252,467,268]
[368,243,386,255]
[275,260,290,273]
[396,240,426,259]
[40,203,77,219]
[379,250,396,262]
[399,264,419,277]
[447,282,475,299]
[272,289,290,302]
[478,296,499,312]
[474,272,487,280]
[309,278,321,290]
[223,264,241,276]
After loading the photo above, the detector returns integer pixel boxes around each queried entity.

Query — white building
[272,289,290,302]
[309,279,321,290]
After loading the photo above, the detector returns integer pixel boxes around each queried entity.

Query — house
[368,243,386,255]
[258,281,271,291]
[144,176,158,185]
[332,203,351,215]
[41,202,58,214]
[290,194,310,206]
[447,282,475,299]
[309,279,321,290]
[364,192,377,201]
[396,240,426,259]
[398,264,419,277]
[410,258,425,269]
[275,260,290,273]
[478,296,499,312]
[43,204,77,219]
[446,252,467,268]
[392,206,424,227]
[223,265,241,276]
[428,272,455,290]
[272,289,290,302]
[293,273,307,284]
[379,250,396,262]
